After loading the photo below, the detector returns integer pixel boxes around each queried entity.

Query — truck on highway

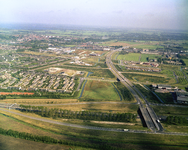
[123,129,129,131]
[156,119,160,123]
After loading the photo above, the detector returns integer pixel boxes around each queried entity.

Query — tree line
[20,105,137,123]
[165,116,188,125]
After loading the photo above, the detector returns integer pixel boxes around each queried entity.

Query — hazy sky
[0,0,187,30]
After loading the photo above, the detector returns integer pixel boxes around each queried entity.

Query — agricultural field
[140,54,161,62]
[81,80,121,101]
[117,53,140,61]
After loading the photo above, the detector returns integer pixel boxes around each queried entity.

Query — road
[106,49,163,132]
[0,108,187,136]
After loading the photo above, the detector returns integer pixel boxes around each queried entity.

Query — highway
[106,49,163,132]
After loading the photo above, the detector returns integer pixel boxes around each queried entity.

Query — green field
[178,77,188,85]
[132,44,163,49]
[152,105,188,117]
[155,93,174,103]
[174,70,184,76]
[117,53,140,61]
[82,80,120,101]
[161,64,181,70]
[122,73,174,84]
[183,59,188,66]
[140,54,161,62]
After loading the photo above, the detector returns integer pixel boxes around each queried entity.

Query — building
[157,84,171,90]
[176,92,188,104]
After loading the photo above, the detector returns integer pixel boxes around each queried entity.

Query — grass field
[155,93,174,103]
[46,103,138,113]
[135,84,160,103]
[174,70,184,76]
[82,80,120,101]
[132,44,163,49]
[161,64,181,71]
[140,54,161,62]
[183,59,188,66]
[161,70,174,78]
[1,109,188,150]
[117,53,140,61]
[1,99,78,104]
[178,77,188,85]
[0,135,71,150]
[122,73,175,84]
[152,106,188,117]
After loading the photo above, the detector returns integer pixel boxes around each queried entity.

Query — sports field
[117,53,140,61]
[82,80,120,101]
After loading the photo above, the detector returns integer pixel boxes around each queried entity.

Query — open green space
[161,70,174,78]
[114,82,135,102]
[174,70,184,76]
[152,105,188,117]
[81,80,120,101]
[178,77,188,85]
[161,64,181,71]
[183,59,188,66]
[155,93,174,104]
[140,54,161,62]
[122,73,174,84]
[132,44,163,49]
[117,53,140,61]
[0,134,71,150]
[134,84,161,103]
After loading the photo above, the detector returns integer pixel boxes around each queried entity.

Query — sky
[0,0,187,30]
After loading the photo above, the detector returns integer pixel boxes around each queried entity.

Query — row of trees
[0,128,118,150]
[20,105,137,122]
[166,116,188,125]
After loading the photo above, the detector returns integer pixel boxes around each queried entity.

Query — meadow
[183,59,188,66]
[81,80,120,101]
[140,54,161,62]
[117,53,140,61]
[122,73,174,84]
[132,44,163,49]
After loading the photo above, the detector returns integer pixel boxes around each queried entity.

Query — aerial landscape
[0,0,188,150]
